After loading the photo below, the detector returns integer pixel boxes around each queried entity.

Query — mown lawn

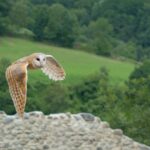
[0,37,135,85]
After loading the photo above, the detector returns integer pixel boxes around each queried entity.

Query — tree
[10,0,33,28]
[124,76,150,145]
[54,0,75,8]
[136,8,150,48]
[44,4,79,46]
[112,41,137,59]
[83,18,114,56]
[130,60,150,80]
[27,82,70,114]
[0,58,15,114]
[71,8,89,25]
[32,5,49,40]
[30,0,54,5]
[99,0,144,41]
[74,0,99,13]
[0,0,12,35]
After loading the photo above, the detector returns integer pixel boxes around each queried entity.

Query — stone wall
[0,111,149,150]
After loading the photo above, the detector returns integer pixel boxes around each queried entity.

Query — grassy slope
[0,37,135,85]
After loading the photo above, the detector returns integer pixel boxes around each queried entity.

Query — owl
[5,53,65,118]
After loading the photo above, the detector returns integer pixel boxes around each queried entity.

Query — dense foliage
[0,59,15,114]
[1,0,150,60]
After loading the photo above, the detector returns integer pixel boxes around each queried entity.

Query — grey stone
[29,111,44,117]
[113,129,123,136]
[24,113,30,119]
[0,111,6,115]
[97,147,103,150]
[80,113,95,122]
[73,114,83,121]
[3,116,15,124]
[43,144,49,149]
[95,117,101,123]
[101,121,110,128]
[139,144,150,150]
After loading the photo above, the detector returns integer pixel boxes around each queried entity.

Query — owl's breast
[28,63,36,69]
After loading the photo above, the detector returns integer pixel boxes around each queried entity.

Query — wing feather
[6,62,28,118]
[41,55,65,81]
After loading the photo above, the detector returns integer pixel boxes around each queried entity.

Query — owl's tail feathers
[17,110,24,119]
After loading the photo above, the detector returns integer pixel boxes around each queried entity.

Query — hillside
[0,37,135,85]
[0,111,150,150]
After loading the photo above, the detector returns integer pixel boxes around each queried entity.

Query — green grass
[0,37,135,85]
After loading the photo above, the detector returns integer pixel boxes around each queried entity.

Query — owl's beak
[40,61,45,67]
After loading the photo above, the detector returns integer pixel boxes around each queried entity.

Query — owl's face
[32,53,46,68]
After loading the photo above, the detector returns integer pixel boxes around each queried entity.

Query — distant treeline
[1,0,150,60]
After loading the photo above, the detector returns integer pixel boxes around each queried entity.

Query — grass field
[0,37,135,85]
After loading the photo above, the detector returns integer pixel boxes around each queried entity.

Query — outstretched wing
[6,62,28,118]
[41,55,65,81]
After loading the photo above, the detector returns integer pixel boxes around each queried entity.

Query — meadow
[0,37,135,85]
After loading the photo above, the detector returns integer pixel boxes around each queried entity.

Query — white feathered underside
[42,67,64,81]
[41,56,65,81]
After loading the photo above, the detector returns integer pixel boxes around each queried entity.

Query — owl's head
[32,53,47,68]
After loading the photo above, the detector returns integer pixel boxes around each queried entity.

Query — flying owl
[5,53,65,118]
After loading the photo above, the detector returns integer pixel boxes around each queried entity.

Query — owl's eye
[36,58,40,61]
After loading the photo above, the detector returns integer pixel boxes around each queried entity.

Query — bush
[8,26,34,38]
[26,82,70,114]
[130,60,150,80]
[0,58,15,114]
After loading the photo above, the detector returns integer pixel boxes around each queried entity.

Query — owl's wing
[41,55,65,81]
[6,62,28,118]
